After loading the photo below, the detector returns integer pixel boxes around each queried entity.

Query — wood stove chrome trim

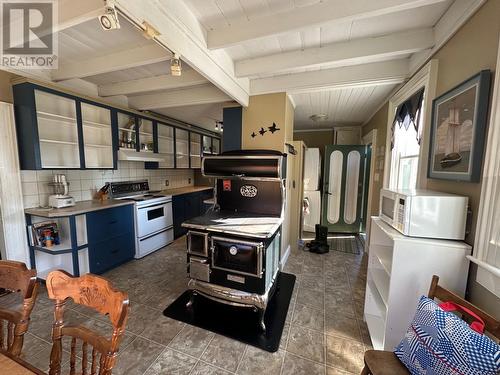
[187,230,209,257]
[187,278,269,310]
[210,236,264,278]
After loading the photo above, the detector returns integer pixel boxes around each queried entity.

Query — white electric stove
[108,180,173,258]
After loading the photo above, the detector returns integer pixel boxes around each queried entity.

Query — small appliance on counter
[48,174,75,208]
[183,150,286,331]
[379,188,468,240]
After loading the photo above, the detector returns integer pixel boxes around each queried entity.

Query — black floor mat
[163,272,296,353]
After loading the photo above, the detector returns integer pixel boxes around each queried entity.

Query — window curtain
[390,88,425,149]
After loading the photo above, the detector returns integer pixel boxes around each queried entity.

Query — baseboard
[280,245,291,270]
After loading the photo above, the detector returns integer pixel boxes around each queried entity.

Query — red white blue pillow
[394,296,500,375]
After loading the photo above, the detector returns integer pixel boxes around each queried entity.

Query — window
[389,89,425,190]
[469,39,500,297]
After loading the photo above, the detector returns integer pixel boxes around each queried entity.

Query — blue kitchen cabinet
[86,205,135,274]
[26,203,136,279]
[173,189,213,239]
[13,82,117,170]
[13,81,220,171]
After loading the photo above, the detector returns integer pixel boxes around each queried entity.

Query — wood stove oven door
[211,237,263,278]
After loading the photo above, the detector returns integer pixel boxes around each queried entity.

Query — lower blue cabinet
[173,189,213,239]
[87,205,135,274]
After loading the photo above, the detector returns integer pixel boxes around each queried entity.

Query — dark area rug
[163,272,296,352]
[328,235,363,255]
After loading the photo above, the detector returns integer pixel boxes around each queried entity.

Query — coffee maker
[48,174,75,208]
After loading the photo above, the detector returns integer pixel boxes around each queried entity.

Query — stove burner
[122,197,144,202]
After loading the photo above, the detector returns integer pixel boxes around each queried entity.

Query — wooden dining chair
[46,270,129,375]
[0,260,38,357]
[360,275,500,374]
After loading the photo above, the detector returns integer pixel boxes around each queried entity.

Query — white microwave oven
[379,189,468,240]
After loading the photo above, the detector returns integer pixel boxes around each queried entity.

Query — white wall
[20,162,194,208]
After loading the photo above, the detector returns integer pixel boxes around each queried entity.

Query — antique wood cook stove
[182,150,286,331]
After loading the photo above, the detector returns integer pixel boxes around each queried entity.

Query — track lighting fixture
[98,0,120,30]
[215,121,224,132]
[142,21,160,40]
[170,54,182,76]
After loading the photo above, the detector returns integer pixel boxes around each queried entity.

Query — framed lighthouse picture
[428,70,491,182]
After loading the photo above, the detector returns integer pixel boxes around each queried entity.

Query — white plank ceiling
[9,0,473,131]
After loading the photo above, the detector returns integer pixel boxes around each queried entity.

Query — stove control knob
[229,246,238,255]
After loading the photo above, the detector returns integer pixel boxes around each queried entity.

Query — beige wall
[293,130,334,158]
[425,0,500,316]
[362,102,389,216]
[0,70,16,103]
[242,93,289,151]
[241,93,296,258]
[361,0,500,315]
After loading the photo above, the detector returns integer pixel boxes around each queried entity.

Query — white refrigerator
[302,148,321,233]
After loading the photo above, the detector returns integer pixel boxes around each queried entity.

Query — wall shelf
[39,139,78,146]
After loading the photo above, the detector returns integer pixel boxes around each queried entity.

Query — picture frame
[428,70,491,182]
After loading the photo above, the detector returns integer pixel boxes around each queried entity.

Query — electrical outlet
[188,178,192,184]
[165,179,169,186]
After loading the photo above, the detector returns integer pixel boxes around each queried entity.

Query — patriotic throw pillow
[394,296,500,375]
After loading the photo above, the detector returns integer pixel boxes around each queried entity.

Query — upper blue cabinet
[13,82,221,170]
[13,83,116,170]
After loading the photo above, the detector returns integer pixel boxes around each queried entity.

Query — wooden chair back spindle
[46,270,129,375]
[0,260,38,357]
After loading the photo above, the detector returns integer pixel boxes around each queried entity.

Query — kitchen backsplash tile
[21,161,195,208]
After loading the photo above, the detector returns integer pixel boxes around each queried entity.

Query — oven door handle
[138,203,169,210]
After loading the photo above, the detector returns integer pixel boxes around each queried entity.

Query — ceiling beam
[51,44,169,81]
[57,0,104,31]
[207,0,448,50]
[98,70,208,96]
[128,84,231,110]
[409,0,486,73]
[236,28,434,77]
[250,60,409,95]
[115,0,249,106]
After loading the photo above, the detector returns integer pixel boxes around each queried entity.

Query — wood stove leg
[258,308,266,332]
[186,292,197,309]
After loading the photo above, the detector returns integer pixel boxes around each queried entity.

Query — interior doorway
[321,144,371,234]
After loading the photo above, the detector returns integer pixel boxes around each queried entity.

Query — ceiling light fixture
[309,114,329,123]
[98,0,120,30]
[170,54,182,76]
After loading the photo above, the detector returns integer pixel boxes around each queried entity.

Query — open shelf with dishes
[138,118,154,153]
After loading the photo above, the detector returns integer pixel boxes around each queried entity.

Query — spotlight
[215,121,224,132]
[98,1,120,30]
[170,54,182,76]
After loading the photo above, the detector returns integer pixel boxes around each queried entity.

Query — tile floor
[17,236,371,375]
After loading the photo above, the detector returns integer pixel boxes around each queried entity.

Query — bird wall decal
[251,132,257,138]
[259,127,267,136]
[268,122,280,133]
